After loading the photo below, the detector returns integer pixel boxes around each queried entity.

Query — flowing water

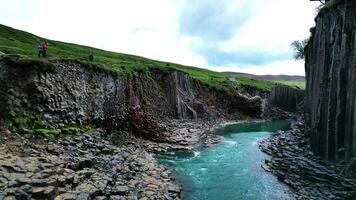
[158,120,294,200]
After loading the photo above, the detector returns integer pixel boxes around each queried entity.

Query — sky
[0,0,321,75]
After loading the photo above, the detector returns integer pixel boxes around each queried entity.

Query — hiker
[37,43,43,58]
[89,52,94,62]
[41,41,47,57]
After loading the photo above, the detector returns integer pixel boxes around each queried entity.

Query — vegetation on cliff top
[0,24,293,91]
[316,0,346,17]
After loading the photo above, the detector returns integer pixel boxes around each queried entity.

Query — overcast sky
[0,0,321,75]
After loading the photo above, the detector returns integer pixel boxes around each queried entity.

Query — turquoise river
[158,120,295,200]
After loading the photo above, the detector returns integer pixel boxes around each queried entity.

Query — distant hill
[223,72,305,82]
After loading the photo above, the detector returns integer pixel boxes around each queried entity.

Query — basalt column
[304,0,356,161]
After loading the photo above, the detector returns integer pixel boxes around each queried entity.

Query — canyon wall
[305,0,356,161]
[0,55,263,137]
[267,85,304,112]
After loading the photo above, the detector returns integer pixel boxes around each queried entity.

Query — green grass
[35,128,61,138]
[273,80,305,89]
[235,76,277,91]
[0,23,292,91]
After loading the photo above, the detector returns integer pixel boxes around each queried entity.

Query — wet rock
[168,185,180,193]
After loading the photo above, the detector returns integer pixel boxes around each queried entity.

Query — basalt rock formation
[267,85,304,112]
[0,55,263,139]
[304,0,356,161]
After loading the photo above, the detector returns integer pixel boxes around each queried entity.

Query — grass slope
[224,72,305,89]
[0,24,289,91]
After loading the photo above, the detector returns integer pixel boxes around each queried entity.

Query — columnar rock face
[267,85,304,112]
[305,0,356,161]
[0,58,128,126]
[0,56,263,134]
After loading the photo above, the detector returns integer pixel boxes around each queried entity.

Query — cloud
[197,46,292,66]
[0,0,321,75]
[178,0,320,73]
[179,0,257,41]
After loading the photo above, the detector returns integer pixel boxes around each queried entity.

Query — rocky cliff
[267,85,304,112]
[305,0,356,161]
[0,55,263,139]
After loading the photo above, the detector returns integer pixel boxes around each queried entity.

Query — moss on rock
[35,128,61,138]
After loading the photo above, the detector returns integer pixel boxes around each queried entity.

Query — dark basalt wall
[305,0,356,161]
[0,56,263,137]
[267,85,304,112]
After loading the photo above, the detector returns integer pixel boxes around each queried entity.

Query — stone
[168,185,180,193]
[95,196,108,200]
[54,195,64,200]
[109,196,127,200]
[55,193,77,200]
[75,183,100,196]
[76,192,91,200]
[112,185,129,195]
[31,186,56,199]
[18,128,33,135]
[260,122,356,199]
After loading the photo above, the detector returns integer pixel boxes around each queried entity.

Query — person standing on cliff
[89,52,94,62]
[41,41,47,57]
[37,43,43,58]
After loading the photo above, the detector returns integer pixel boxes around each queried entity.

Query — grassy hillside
[0,24,287,91]
[224,72,305,89]
[273,80,305,89]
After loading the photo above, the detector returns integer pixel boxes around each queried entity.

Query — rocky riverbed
[143,119,224,153]
[260,120,356,200]
[0,118,230,200]
[0,128,183,200]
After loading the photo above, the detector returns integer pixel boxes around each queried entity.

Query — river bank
[1,117,301,200]
[0,128,181,200]
[0,117,236,200]
[260,119,356,200]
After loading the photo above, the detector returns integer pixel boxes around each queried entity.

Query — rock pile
[0,129,181,200]
[260,121,356,199]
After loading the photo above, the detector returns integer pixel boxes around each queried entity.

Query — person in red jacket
[41,41,47,57]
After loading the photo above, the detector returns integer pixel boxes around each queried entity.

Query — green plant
[35,128,61,138]
[62,126,81,135]
[325,0,340,8]
[291,39,309,60]
[235,76,277,91]
[273,80,305,89]
[12,112,44,130]
[5,111,95,138]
